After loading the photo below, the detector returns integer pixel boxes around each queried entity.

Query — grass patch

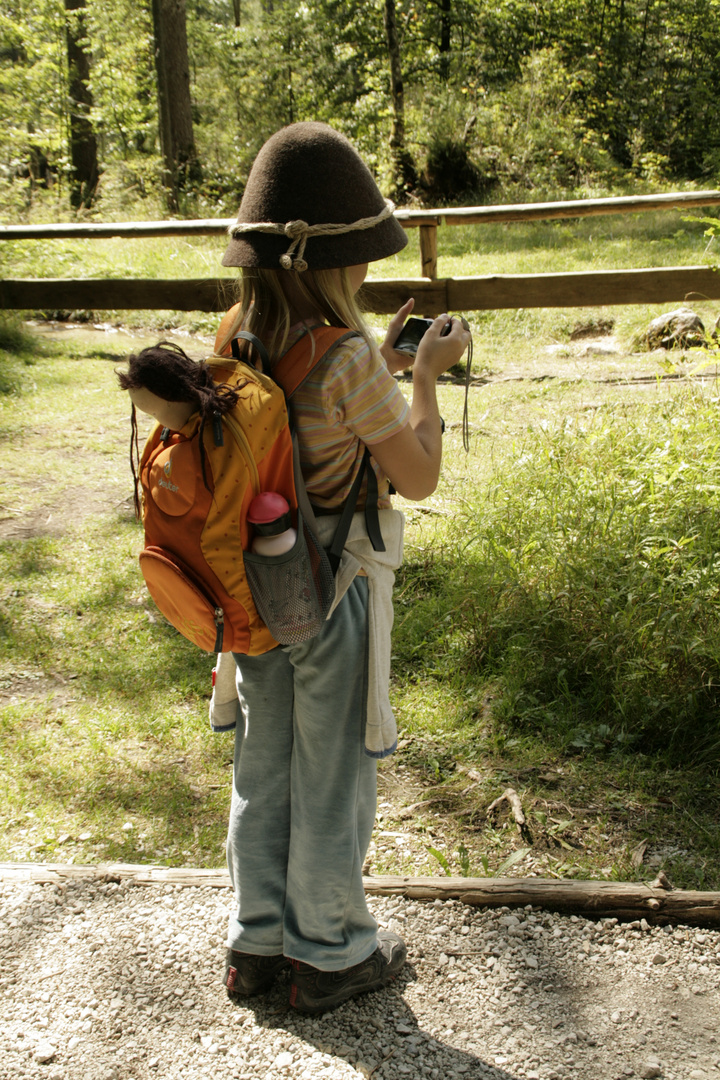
[0,508,227,867]
[411,386,720,760]
[0,335,229,868]
[0,314,40,395]
[387,369,720,888]
[1,213,720,888]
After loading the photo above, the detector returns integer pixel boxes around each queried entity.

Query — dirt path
[2,868,719,1080]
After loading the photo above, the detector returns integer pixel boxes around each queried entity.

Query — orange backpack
[137,322,354,655]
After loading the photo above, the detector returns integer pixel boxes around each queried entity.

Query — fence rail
[2,266,719,316]
[2,190,720,315]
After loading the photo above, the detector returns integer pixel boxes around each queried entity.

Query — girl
[216,121,470,1014]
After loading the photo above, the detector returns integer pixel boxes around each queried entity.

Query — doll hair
[117,341,242,517]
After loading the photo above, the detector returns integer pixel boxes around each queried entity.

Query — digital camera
[393,316,452,356]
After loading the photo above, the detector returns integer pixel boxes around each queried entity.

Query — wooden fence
[2,190,720,316]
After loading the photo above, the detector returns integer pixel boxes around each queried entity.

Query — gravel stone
[34,1040,58,1063]
[1,880,719,1079]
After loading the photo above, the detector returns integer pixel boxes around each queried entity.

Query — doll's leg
[226,645,294,955]
[283,577,379,969]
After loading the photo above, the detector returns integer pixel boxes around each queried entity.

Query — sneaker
[224,949,290,997]
[289,930,406,1014]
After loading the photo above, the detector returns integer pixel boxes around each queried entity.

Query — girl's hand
[367,312,472,502]
[414,313,471,380]
[380,297,415,375]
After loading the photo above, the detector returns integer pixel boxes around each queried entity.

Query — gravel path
[1,875,719,1080]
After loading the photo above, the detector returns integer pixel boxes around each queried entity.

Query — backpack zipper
[213,608,224,652]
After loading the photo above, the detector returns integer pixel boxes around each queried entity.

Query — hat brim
[221,213,408,270]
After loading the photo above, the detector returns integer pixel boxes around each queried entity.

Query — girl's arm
[366,314,470,501]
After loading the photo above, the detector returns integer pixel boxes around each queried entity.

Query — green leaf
[457,842,471,876]
[497,847,530,874]
[427,845,451,876]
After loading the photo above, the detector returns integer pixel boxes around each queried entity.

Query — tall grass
[395,383,720,764]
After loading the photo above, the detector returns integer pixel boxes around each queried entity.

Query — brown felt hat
[222,122,407,271]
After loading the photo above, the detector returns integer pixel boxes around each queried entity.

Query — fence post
[419,224,438,279]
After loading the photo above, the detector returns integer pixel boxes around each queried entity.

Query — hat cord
[229,199,396,271]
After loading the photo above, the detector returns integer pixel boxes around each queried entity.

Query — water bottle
[247,492,297,556]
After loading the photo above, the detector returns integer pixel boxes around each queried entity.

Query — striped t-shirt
[288,325,410,510]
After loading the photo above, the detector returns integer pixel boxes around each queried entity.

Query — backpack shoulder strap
[271,326,358,398]
[230,330,271,375]
[214,311,355,394]
[214,303,242,357]
[276,327,385,561]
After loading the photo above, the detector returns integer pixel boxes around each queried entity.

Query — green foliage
[466,47,618,196]
[3,0,720,219]
[396,384,720,765]
[0,0,69,202]
[490,391,720,756]
[546,0,720,181]
[0,315,37,394]
[84,0,156,162]
[426,844,451,875]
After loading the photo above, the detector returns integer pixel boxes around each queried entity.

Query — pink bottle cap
[248,491,290,524]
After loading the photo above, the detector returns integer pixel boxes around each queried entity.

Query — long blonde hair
[216,267,378,365]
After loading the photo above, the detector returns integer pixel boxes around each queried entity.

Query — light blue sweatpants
[226,577,378,970]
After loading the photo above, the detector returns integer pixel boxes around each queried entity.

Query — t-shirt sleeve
[324,336,410,443]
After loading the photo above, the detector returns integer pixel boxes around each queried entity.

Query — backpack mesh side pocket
[243,510,335,644]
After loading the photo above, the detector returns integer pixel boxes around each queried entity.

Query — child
[165,121,469,1014]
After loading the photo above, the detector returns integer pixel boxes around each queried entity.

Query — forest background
[3,0,720,218]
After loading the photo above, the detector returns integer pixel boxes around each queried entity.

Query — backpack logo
[158,456,179,494]
[149,444,193,513]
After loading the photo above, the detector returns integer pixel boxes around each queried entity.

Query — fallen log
[1,862,719,928]
[364,873,720,928]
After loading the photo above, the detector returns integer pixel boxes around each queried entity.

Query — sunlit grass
[395,381,720,762]
[2,214,720,885]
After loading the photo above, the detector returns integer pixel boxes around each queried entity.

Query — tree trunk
[635,0,652,78]
[64,0,99,210]
[232,0,241,27]
[151,0,201,210]
[439,0,451,81]
[383,0,417,200]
